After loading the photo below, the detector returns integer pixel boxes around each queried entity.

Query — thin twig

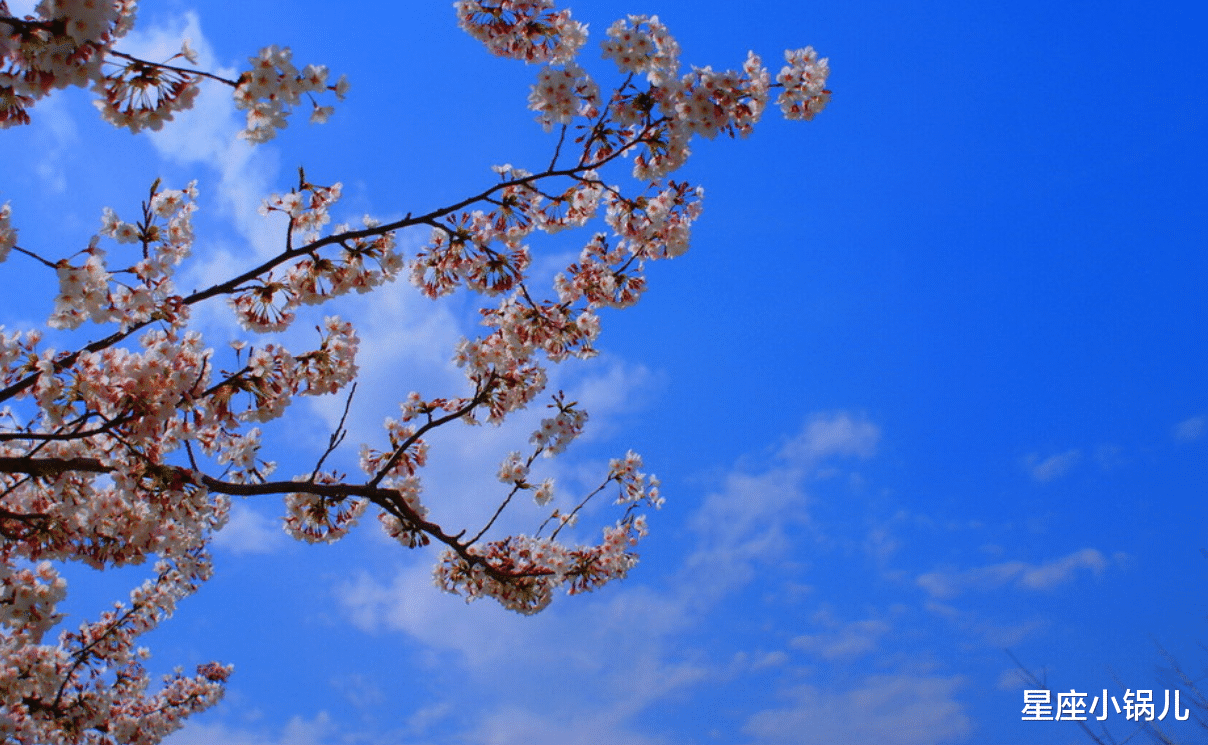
[310,382,356,480]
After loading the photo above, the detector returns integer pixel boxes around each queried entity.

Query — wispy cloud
[29,94,78,193]
[1023,449,1081,482]
[212,501,288,555]
[781,412,880,462]
[742,675,972,745]
[1174,415,1205,443]
[326,412,886,742]
[924,601,1048,647]
[465,707,666,745]
[682,465,809,600]
[164,712,334,745]
[1016,547,1108,589]
[790,615,892,660]
[683,412,880,602]
[917,547,1108,599]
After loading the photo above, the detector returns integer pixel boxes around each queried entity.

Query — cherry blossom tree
[0,1,831,742]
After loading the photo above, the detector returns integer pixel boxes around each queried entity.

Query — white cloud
[742,675,972,745]
[335,560,567,668]
[751,650,789,668]
[1016,547,1108,589]
[1174,415,1205,443]
[30,94,78,193]
[1023,449,1080,482]
[213,501,288,555]
[916,547,1108,599]
[781,412,880,463]
[864,516,905,562]
[329,672,386,710]
[126,12,243,169]
[305,282,467,441]
[683,465,808,600]
[165,712,334,745]
[569,357,662,443]
[995,665,1034,691]
[402,702,453,736]
[331,558,707,743]
[333,413,874,672]
[790,617,892,660]
[924,601,1048,647]
[327,411,888,743]
[467,707,665,745]
[682,412,879,604]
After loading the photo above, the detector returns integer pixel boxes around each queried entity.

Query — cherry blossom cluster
[0,292,365,740]
[234,188,402,332]
[528,61,599,131]
[0,1,832,740]
[405,176,700,445]
[259,177,342,244]
[455,0,587,64]
[0,560,66,644]
[0,433,233,740]
[530,394,588,456]
[537,173,604,233]
[92,50,202,134]
[497,449,529,484]
[0,553,233,744]
[431,432,666,613]
[675,52,770,139]
[433,519,644,614]
[435,393,661,614]
[40,0,126,44]
[361,4,827,610]
[234,44,349,143]
[1,1,345,137]
[374,475,430,549]
[226,317,359,420]
[593,15,829,177]
[776,46,831,120]
[601,14,680,85]
[296,316,360,396]
[283,474,367,544]
[0,0,136,127]
[359,413,429,487]
[608,449,663,508]
[604,180,703,261]
[48,180,198,331]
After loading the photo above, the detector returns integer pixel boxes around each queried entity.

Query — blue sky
[3,1,1206,744]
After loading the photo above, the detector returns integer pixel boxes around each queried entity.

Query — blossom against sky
[3,0,1205,743]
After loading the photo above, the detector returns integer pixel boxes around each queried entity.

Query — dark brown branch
[0,456,110,478]
[9,244,59,269]
[310,382,356,480]
[103,49,240,87]
[366,380,490,489]
[0,455,539,584]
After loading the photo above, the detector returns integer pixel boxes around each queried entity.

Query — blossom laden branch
[0,1,832,741]
[1,2,346,138]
